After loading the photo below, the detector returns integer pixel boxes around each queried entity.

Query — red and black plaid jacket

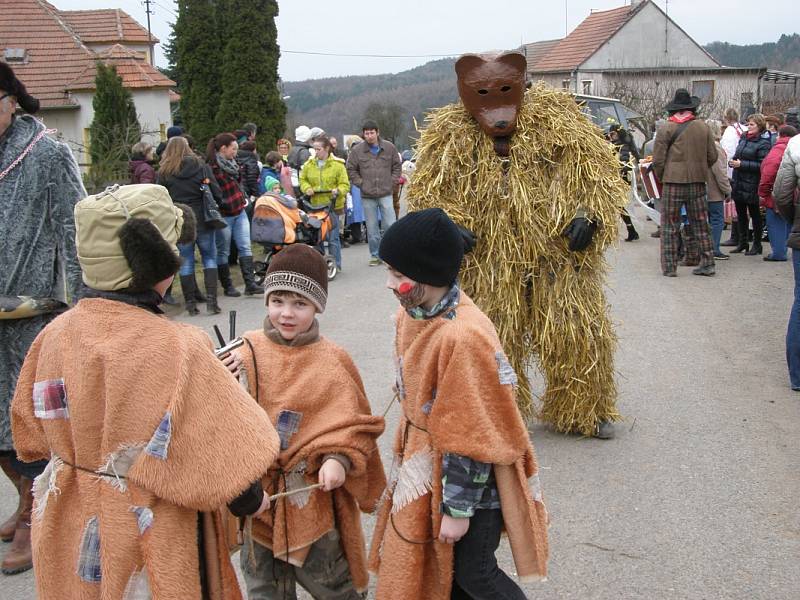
[211,161,246,216]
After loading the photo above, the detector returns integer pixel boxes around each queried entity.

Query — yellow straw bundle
[408,84,628,434]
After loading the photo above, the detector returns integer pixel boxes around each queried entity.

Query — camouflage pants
[241,530,364,600]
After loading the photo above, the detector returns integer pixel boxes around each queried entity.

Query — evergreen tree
[215,0,285,150]
[173,0,221,146]
[87,62,141,189]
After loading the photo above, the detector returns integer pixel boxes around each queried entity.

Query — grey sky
[54,0,796,81]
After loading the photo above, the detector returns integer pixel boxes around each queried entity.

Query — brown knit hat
[264,244,328,312]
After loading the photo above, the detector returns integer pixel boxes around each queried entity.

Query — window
[562,79,571,90]
[692,80,715,101]
[3,48,27,63]
[582,80,593,95]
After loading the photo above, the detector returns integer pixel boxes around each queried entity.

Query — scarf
[746,129,761,140]
[81,287,164,314]
[263,317,320,347]
[669,112,695,124]
[216,153,241,178]
[405,283,460,320]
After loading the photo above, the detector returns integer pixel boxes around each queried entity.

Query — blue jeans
[363,195,396,258]
[178,229,217,276]
[216,211,253,265]
[788,249,800,390]
[707,201,724,255]
[327,211,342,269]
[765,207,791,260]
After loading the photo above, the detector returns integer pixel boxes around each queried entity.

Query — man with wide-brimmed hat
[653,88,718,277]
[0,62,85,574]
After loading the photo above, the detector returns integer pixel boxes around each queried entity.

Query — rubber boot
[745,240,763,255]
[1,476,33,574]
[162,282,179,306]
[0,457,20,542]
[179,275,199,316]
[218,264,241,297]
[192,273,207,303]
[720,221,739,247]
[203,268,221,315]
[239,256,265,296]
[625,224,639,242]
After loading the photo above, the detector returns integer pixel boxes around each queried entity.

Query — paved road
[2,216,799,599]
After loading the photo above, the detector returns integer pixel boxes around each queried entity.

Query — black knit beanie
[0,63,40,114]
[379,208,475,286]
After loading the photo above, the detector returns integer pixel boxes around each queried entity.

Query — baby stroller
[251,192,338,284]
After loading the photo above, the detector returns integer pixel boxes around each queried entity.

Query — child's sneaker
[369,257,382,266]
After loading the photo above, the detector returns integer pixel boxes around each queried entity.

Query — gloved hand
[563,217,596,252]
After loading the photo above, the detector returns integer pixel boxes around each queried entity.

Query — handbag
[723,198,737,224]
[201,180,227,230]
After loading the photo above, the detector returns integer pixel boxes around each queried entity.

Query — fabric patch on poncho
[32,455,63,521]
[276,410,303,451]
[129,506,153,535]
[529,473,543,502]
[421,388,436,415]
[391,447,434,514]
[77,516,102,582]
[495,352,518,386]
[122,568,151,600]
[97,444,144,492]
[395,355,406,400]
[285,461,311,508]
[33,378,69,420]
[144,412,172,460]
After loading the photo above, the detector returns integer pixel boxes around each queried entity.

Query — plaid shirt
[441,453,500,518]
[211,162,246,216]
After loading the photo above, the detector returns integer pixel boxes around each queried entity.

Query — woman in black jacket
[730,113,772,255]
[157,136,223,315]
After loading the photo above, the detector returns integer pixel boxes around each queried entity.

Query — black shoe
[730,243,749,254]
[663,271,677,277]
[745,243,762,256]
[692,265,715,276]
[178,275,199,316]
[720,238,738,247]
[203,268,221,314]
[625,225,639,242]
[239,256,265,296]
[714,252,729,260]
[764,255,787,262]
[218,264,241,297]
[594,421,615,439]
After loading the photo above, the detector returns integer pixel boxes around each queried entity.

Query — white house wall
[581,2,718,70]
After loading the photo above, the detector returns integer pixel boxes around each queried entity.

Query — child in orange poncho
[369,208,549,600]
[237,243,386,599]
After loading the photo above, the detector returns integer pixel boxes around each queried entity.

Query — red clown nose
[398,282,414,295]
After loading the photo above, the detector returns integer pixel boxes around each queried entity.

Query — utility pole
[143,0,154,65]
[565,0,568,37]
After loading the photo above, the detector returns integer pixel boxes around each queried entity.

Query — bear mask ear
[118,218,181,293]
[497,52,527,77]
[455,54,486,81]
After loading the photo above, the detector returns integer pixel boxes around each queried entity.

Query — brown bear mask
[455,52,527,156]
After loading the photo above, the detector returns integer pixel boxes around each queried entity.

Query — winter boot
[0,456,20,542]
[720,221,739,247]
[218,264,241,297]
[745,241,763,256]
[162,282,179,306]
[625,224,639,242]
[239,256,265,296]
[191,273,207,303]
[203,268,221,315]
[1,476,33,575]
[179,275,199,316]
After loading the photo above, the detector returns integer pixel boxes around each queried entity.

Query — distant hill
[283,58,458,149]
[704,34,800,72]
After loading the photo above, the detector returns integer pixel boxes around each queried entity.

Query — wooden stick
[268,483,324,502]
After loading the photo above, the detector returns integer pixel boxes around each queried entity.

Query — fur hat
[74,184,195,292]
[295,125,312,143]
[264,244,328,312]
[379,208,476,287]
[0,62,40,114]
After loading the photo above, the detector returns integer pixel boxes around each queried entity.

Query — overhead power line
[282,50,460,58]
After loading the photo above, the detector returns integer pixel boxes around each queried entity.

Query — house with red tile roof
[523,0,798,124]
[0,0,175,166]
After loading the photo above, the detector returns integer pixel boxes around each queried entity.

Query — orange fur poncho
[369,293,549,599]
[10,298,280,600]
[239,330,386,593]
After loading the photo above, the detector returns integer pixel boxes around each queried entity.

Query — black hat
[664,88,701,113]
[0,63,40,114]
[379,208,476,286]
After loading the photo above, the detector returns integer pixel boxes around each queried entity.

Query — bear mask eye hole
[478,89,489,95]
[501,85,512,92]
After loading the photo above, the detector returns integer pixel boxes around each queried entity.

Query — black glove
[563,217,596,252]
